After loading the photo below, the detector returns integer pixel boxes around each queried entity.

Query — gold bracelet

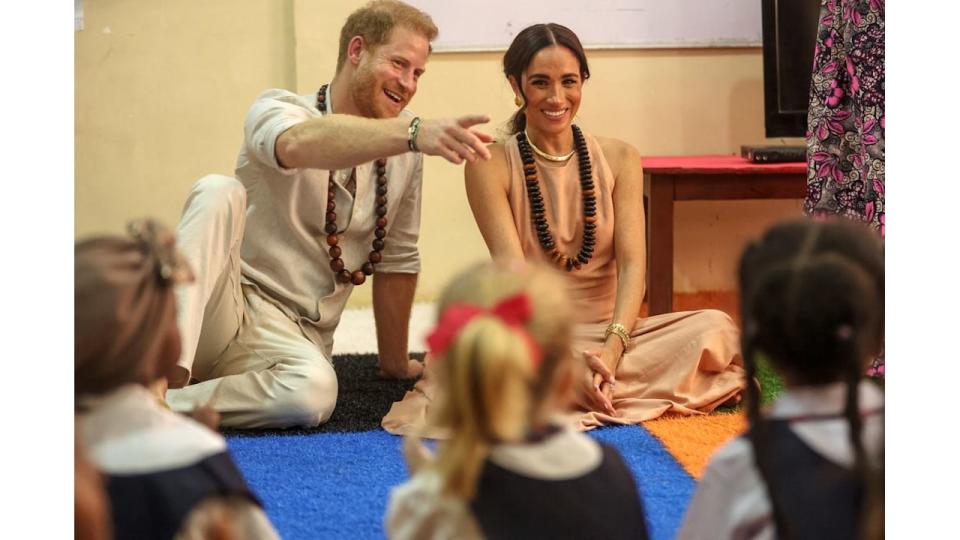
[604,323,630,350]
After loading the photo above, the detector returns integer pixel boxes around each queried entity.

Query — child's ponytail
[409,263,574,500]
[432,314,539,498]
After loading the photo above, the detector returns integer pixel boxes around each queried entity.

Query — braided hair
[738,218,884,539]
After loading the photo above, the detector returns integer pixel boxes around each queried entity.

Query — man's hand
[378,358,424,380]
[415,115,495,164]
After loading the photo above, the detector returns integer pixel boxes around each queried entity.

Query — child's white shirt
[676,381,884,540]
[77,384,280,540]
[385,425,603,539]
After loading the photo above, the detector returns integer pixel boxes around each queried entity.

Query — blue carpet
[228,425,693,540]
[591,426,696,540]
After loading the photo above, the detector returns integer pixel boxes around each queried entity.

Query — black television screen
[761,0,821,138]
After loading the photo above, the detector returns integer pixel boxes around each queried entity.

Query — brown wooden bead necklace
[317,84,387,286]
[516,125,597,272]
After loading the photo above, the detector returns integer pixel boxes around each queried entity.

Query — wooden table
[641,155,807,315]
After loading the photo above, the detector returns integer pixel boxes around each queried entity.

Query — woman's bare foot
[719,377,761,408]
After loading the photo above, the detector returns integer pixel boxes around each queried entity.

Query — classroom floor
[229,292,746,539]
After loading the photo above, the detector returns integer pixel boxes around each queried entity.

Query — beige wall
[76,0,296,234]
[76,0,803,308]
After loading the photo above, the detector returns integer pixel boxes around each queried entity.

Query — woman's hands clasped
[580,349,618,416]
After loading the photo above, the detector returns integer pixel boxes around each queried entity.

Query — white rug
[330,302,437,355]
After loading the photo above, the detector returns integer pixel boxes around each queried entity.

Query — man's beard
[350,66,384,119]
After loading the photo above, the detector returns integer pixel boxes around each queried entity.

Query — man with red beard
[163,0,493,429]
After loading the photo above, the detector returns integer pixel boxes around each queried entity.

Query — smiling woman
[382,23,748,435]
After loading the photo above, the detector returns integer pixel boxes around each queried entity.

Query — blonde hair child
[386,262,649,539]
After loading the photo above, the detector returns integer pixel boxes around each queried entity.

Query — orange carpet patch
[642,291,748,478]
[645,412,747,479]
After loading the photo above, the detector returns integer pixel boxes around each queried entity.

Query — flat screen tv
[761,0,821,138]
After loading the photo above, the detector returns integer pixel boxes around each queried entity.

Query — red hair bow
[425,293,542,366]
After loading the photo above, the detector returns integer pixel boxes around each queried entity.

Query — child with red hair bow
[385,262,649,540]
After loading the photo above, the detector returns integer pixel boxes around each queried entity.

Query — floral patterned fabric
[805,0,885,235]
[805,0,885,378]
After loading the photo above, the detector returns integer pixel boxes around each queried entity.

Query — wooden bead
[318,85,389,288]
[519,124,596,272]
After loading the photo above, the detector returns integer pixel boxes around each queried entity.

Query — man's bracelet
[408,117,422,152]
[604,323,630,350]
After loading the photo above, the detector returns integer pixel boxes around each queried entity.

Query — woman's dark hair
[738,218,884,539]
[502,23,590,134]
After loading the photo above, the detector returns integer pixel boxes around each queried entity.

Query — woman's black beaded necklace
[516,125,596,272]
[316,84,388,286]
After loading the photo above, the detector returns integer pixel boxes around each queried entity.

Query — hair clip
[426,293,542,366]
[126,219,195,285]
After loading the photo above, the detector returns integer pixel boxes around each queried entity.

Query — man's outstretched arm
[276,114,494,171]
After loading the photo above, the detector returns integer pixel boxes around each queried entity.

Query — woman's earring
[515,96,524,108]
